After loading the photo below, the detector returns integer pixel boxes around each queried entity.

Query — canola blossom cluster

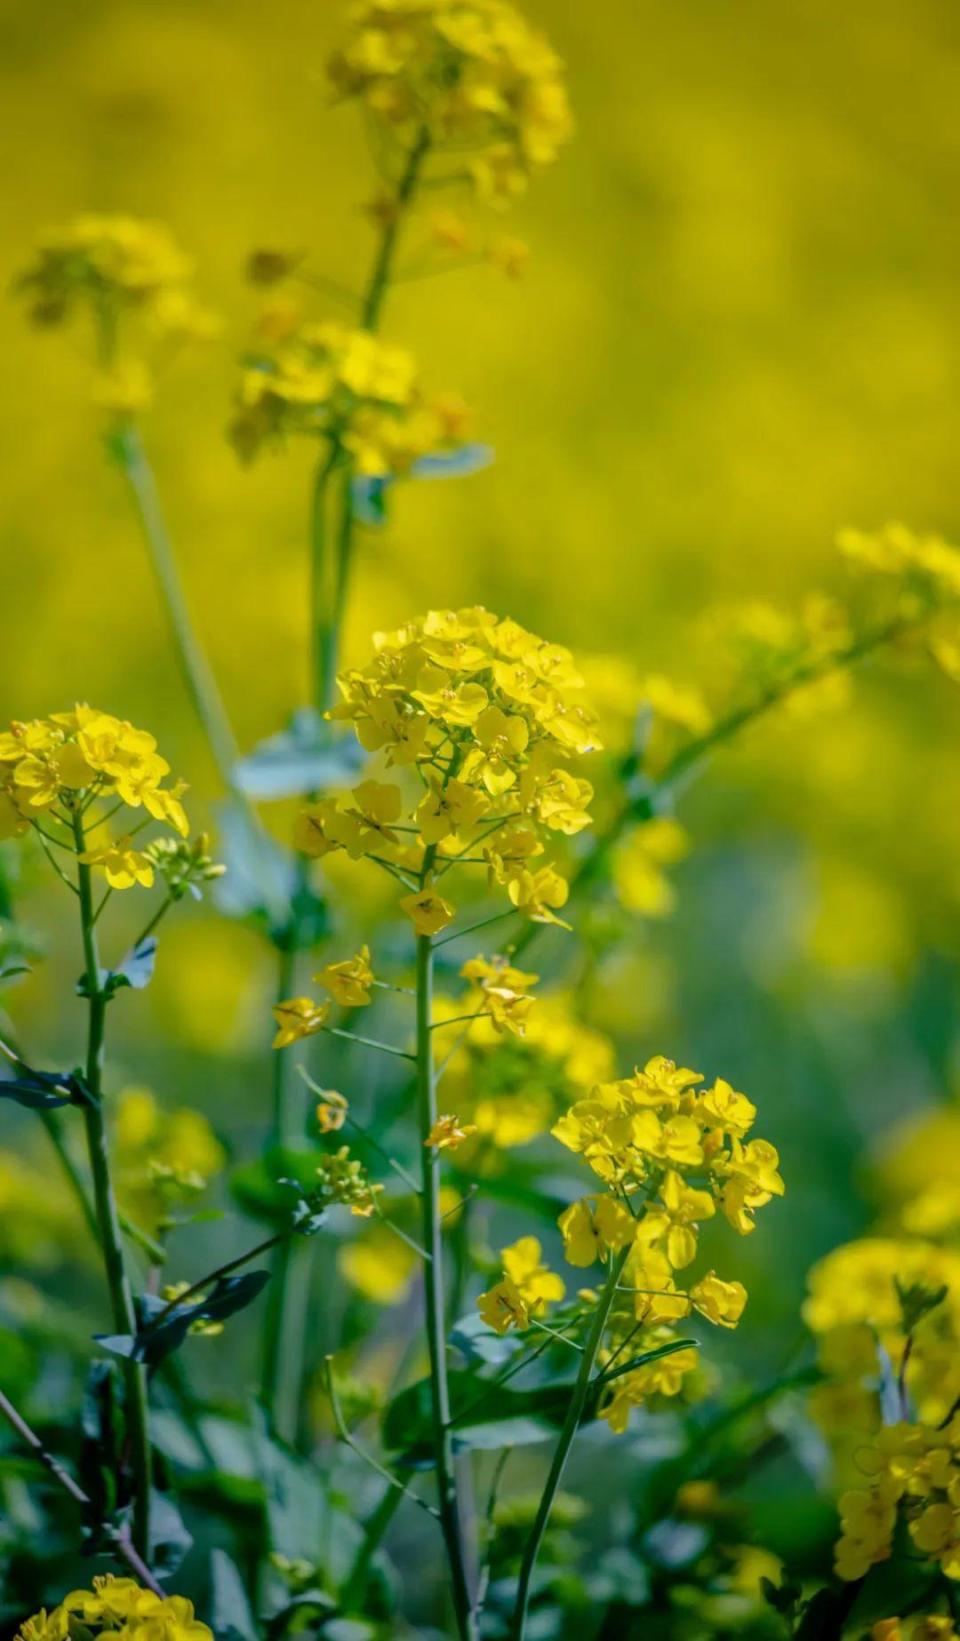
[0,706,194,889]
[15,1576,211,1641]
[290,605,599,937]
[804,1234,960,1586]
[477,1056,784,1434]
[328,0,572,203]
[16,216,217,412]
[230,318,470,473]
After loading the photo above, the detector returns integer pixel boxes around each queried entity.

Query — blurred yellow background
[3,0,960,1248]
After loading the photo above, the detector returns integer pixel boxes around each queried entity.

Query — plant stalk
[509,1247,629,1638]
[71,806,153,1561]
[416,927,477,1640]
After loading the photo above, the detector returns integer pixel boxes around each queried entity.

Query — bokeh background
[3,0,960,1616]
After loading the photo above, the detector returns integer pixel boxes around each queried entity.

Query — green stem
[415,927,477,1640]
[509,1248,629,1639]
[266,122,432,1446]
[111,422,239,794]
[362,126,431,330]
[0,1388,164,1597]
[71,806,153,1562]
[513,608,927,960]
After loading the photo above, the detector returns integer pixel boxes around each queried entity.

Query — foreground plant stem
[0,1388,163,1596]
[416,924,477,1641]
[509,1247,630,1638]
[71,806,153,1561]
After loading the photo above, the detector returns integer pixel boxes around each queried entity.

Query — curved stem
[0,1389,164,1597]
[110,421,239,794]
[71,806,153,1562]
[509,1248,629,1638]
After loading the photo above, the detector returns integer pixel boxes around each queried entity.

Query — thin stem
[342,1484,405,1610]
[150,1231,287,1326]
[509,1248,629,1638]
[324,1358,439,1519]
[0,1389,164,1598]
[415,927,477,1639]
[111,422,239,793]
[434,909,518,949]
[130,892,176,950]
[71,805,153,1563]
[322,1023,415,1061]
[362,126,432,329]
[33,825,79,894]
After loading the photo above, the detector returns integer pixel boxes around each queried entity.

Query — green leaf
[96,1272,271,1366]
[210,1549,258,1641]
[234,710,365,801]
[596,1338,699,1388]
[0,1060,88,1110]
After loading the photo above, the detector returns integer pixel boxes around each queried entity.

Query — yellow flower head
[231,317,469,470]
[315,944,376,1007]
[329,0,572,203]
[425,1113,478,1151]
[272,996,331,1049]
[17,216,217,410]
[18,1575,213,1640]
[477,1274,530,1335]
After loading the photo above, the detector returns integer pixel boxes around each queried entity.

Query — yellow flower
[417,777,490,843]
[689,1272,747,1328]
[401,889,456,936]
[507,865,571,927]
[79,837,155,890]
[315,944,375,1007]
[558,1195,636,1267]
[501,1235,565,1312]
[460,952,538,1035]
[425,1114,478,1151]
[272,996,330,1049]
[316,1090,349,1133]
[477,1275,530,1335]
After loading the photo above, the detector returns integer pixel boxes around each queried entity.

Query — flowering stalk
[509,1247,630,1637]
[264,123,433,1435]
[415,917,477,1640]
[71,803,153,1561]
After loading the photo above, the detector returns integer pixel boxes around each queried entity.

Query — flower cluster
[477,1056,781,1434]
[435,989,615,1151]
[834,1418,960,1584]
[803,1232,960,1592]
[296,606,599,937]
[16,1576,211,1640]
[328,0,572,203]
[0,706,193,889]
[313,1146,384,1218]
[872,1621,958,1640]
[804,1238,960,1435]
[16,216,217,412]
[230,317,469,471]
